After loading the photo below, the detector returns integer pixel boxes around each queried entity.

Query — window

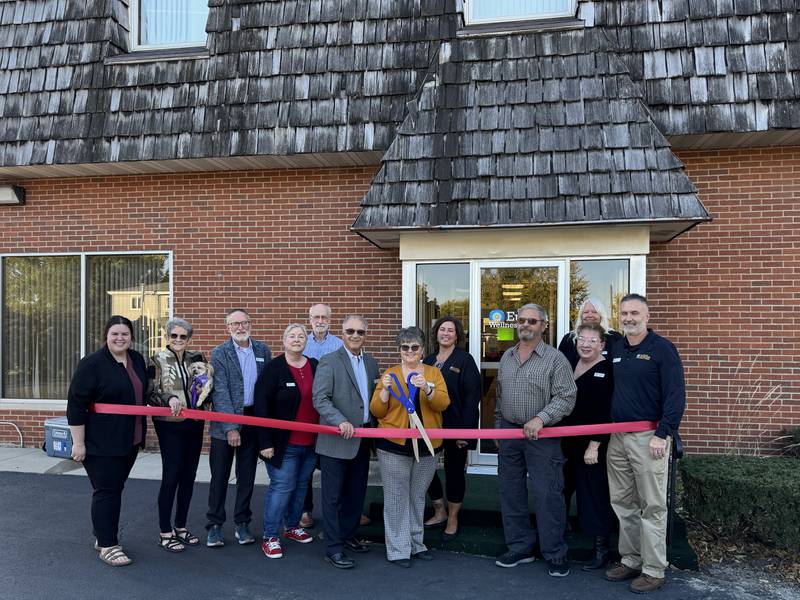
[416,264,470,355]
[465,0,577,25]
[131,0,209,49]
[568,259,629,333]
[1,253,171,400]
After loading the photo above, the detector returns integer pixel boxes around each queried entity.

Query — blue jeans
[262,444,318,538]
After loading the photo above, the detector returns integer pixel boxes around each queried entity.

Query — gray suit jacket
[313,345,379,460]
[209,338,271,440]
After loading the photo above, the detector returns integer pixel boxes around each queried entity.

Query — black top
[253,354,318,468]
[422,347,482,450]
[610,330,685,439]
[66,346,148,456]
[558,329,623,369]
[560,359,614,451]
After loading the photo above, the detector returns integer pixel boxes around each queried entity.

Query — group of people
[66,294,684,595]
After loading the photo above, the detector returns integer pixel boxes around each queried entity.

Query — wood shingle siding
[352,27,709,238]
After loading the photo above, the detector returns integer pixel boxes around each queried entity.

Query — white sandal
[98,545,132,567]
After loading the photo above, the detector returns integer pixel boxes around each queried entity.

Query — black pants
[153,418,204,533]
[562,440,615,537]
[319,441,370,556]
[427,440,468,504]
[206,422,259,528]
[82,446,139,547]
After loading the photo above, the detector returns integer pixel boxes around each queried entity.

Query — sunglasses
[400,344,421,352]
[169,333,189,340]
[517,317,545,326]
[344,328,366,337]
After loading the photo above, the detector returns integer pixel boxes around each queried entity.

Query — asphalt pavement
[0,464,795,600]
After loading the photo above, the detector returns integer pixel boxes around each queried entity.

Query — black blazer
[253,354,318,468]
[423,347,481,450]
[560,358,614,450]
[66,346,148,456]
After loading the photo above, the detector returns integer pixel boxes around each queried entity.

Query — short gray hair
[166,317,193,338]
[283,323,307,341]
[518,303,548,321]
[342,314,368,329]
[395,326,425,348]
[309,303,332,317]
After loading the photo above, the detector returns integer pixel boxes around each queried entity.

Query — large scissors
[387,372,435,461]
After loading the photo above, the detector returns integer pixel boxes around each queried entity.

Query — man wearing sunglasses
[205,308,271,548]
[312,315,379,569]
[494,303,576,578]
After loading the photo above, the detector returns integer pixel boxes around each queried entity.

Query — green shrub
[680,455,800,549]
[779,426,800,458]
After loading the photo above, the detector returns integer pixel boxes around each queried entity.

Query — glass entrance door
[469,261,566,470]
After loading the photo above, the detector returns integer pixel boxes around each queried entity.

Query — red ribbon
[91,404,657,439]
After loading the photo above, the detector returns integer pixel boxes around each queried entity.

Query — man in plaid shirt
[494,303,576,577]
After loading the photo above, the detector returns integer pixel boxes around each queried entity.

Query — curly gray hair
[166,317,193,339]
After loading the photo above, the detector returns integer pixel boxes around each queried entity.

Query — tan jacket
[370,364,449,448]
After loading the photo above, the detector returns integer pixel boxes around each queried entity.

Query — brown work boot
[605,563,642,582]
[630,574,666,593]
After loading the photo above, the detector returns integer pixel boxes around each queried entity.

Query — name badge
[286,382,296,387]
[613,358,621,363]
[636,354,651,361]
[256,357,265,362]
[594,372,606,378]
[449,366,461,374]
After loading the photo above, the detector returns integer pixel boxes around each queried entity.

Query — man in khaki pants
[605,294,685,594]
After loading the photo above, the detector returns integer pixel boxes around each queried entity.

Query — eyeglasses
[310,315,330,321]
[577,336,601,344]
[227,320,251,329]
[169,333,189,340]
[517,317,545,326]
[344,328,366,337]
[400,344,421,352]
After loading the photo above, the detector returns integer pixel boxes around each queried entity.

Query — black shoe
[441,528,459,542]
[548,558,570,577]
[412,550,433,561]
[389,558,411,568]
[344,538,370,553]
[325,552,355,569]
[582,536,611,571]
[495,550,536,568]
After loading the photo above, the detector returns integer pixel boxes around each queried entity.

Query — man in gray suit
[206,308,271,547]
[313,314,379,569]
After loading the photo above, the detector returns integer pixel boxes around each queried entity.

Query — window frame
[0,250,173,404]
[129,0,209,52]
[463,0,578,26]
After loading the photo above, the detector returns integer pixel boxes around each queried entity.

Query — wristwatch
[425,382,434,395]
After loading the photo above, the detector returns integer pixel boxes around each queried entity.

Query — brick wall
[3,149,800,455]
[0,165,401,447]
[650,146,800,454]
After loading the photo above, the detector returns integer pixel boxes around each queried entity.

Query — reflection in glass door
[471,262,565,467]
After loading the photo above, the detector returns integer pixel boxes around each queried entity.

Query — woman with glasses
[422,316,480,541]
[558,297,622,368]
[559,322,616,571]
[370,327,450,567]
[149,317,210,552]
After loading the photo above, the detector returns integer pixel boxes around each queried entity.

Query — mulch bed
[683,514,800,585]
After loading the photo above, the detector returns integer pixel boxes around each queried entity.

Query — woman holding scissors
[370,327,449,567]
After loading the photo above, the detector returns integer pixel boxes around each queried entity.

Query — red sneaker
[261,536,283,559]
[283,527,314,544]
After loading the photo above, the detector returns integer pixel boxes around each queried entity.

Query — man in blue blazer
[206,308,271,547]
[313,315,379,569]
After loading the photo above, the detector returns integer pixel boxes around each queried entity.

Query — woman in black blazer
[253,324,319,559]
[422,316,481,540]
[67,315,149,567]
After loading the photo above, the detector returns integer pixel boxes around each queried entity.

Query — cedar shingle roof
[352,27,709,245]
